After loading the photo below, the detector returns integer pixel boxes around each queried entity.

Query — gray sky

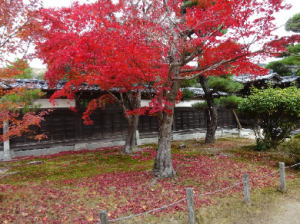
[30,0,300,68]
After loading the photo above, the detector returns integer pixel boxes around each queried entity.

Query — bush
[279,138,300,164]
[238,86,300,149]
[255,138,268,151]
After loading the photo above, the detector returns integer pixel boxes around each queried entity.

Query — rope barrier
[250,170,280,181]
[108,198,187,222]
[194,181,243,197]
[103,160,300,222]
[285,161,300,169]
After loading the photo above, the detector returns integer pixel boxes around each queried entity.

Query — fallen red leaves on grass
[0,146,295,223]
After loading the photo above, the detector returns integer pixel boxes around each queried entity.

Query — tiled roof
[0,79,156,93]
[0,79,63,90]
[181,87,228,97]
[233,73,300,84]
[1,73,299,94]
[281,76,300,83]
[232,73,282,83]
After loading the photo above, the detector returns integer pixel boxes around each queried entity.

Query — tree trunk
[152,19,180,178]
[123,114,139,153]
[122,91,141,153]
[200,76,218,144]
[152,110,176,178]
[152,79,181,179]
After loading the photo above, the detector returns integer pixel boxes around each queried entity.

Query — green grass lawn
[0,138,299,223]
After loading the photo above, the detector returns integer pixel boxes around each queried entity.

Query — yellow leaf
[21,212,28,217]
[87,216,94,221]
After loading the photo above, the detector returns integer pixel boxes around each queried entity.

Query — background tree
[286,13,300,33]
[238,86,300,149]
[0,0,41,66]
[0,0,47,160]
[192,75,244,140]
[0,88,48,142]
[266,13,300,76]
[1,58,34,79]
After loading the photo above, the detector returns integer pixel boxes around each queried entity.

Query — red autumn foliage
[0,0,49,142]
[0,0,42,64]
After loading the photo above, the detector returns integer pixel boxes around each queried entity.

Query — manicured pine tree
[192,75,244,142]
[266,13,300,76]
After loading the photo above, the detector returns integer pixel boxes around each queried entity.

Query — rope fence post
[243,174,250,203]
[186,188,195,224]
[279,162,286,192]
[100,210,109,224]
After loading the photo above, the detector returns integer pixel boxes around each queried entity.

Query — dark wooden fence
[3,108,236,151]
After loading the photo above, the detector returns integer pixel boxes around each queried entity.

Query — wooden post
[221,128,224,137]
[186,188,195,224]
[238,128,242,138]
[3,120,12,161]
[99,210,109,224]
[279,162,286,192]
[233,109,242,129]
[136,130,141,146]
[243,174,250,203]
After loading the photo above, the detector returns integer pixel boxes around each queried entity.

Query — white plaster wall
[35,99,75,108]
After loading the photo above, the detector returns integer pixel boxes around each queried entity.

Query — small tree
[238,86,300,149]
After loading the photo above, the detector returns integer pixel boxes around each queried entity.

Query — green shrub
[279,138,300,164]
[255,138,268,151]
[238,86,300,149]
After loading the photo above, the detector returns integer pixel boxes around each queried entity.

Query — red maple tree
[35,1,168,153]
[0,0,49,157]
[35,0,300,178]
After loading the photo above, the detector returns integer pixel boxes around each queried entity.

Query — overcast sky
[29,0,300,68]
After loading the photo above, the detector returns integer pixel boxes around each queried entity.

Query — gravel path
[265,197,300,224]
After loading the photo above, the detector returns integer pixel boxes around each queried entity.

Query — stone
[26,161,44,165]
[178,144,187,150]
[0,167,10,174]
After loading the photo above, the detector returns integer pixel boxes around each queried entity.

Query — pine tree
[266,13,300,76]
[192,75,243,142]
